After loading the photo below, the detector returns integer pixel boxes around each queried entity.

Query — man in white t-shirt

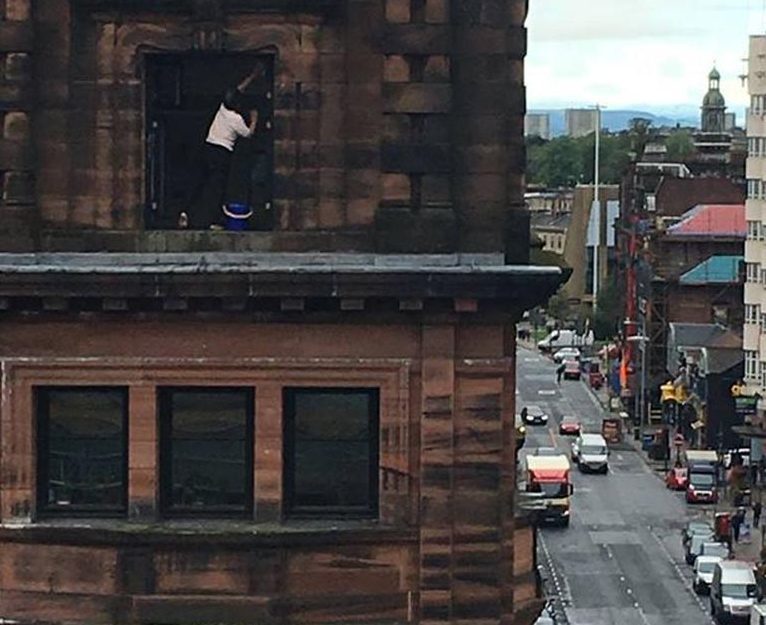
[183,66,262,229]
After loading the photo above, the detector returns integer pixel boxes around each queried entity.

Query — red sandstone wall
[0,316,534,624]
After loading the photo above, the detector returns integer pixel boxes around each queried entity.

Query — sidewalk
[585,377,766,563]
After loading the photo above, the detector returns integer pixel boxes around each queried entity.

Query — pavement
[517,345,730,625]
[579,357,766,566]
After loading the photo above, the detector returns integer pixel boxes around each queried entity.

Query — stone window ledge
[0,519,417,547]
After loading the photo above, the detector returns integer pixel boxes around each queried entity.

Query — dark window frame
[36,386,129,518]
[158,386,255,518]
[283,387,380,519]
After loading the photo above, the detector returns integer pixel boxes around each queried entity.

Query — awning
[732,425,766,439]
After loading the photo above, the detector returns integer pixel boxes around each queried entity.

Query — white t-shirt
[206,104,254,151]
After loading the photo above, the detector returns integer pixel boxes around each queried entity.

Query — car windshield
[722,583,757,599]
[690,473,714,487]
[562,417,578,424]
[528,406,543,416]
[536,448,559,456]
[582,446,607,455]
[702,544,728,557]
[697,561,717,574]
[532,482,568,498]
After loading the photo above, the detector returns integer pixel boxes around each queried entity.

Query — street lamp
[627,333,649,427]
[592,104,602,312]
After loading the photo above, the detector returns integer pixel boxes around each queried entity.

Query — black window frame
[283,387,380,519]
[36,386,129,518]
[158,386,255,518]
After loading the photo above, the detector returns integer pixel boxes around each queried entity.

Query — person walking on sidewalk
[731,508,745,543]
[556,363,565,385]
[754,501,762,529]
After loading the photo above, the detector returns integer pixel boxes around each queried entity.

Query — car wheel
[601,466,609,475]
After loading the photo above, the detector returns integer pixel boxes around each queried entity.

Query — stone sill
[0,519,418,547]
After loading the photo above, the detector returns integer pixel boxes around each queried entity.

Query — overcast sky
[526,0,765,113]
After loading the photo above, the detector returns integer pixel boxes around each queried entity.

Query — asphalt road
[517,347,716,625]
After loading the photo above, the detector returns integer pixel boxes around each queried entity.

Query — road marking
[538,390,557,396]
[548,427,560,448]
[649,527,716,624]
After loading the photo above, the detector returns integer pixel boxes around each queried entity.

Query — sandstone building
[0,1,563,623]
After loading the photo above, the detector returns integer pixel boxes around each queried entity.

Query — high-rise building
[525,112,551,139]
[743,36,766,413]
[565,108,599,138]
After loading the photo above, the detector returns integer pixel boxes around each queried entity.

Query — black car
[523,405,549,426]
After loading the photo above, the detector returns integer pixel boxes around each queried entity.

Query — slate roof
[665,204,745,238]
[655,177,745,217]
[678,255,743,285]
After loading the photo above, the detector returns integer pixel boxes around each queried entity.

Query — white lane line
[603,544,651,625]
[649,527,716,624]
[538,390,557,396]
[539,531,573,607]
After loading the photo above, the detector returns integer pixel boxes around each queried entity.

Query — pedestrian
[182,65,263,230]
[752,462,760,487]
[755,501,762,529]
[556,363,565,385]
[732,508,745,543]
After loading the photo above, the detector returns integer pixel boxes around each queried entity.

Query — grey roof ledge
[0,252,561,276]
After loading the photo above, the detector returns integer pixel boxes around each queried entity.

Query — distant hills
[529,109,700,137]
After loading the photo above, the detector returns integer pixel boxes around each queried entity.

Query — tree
[665,129,694,162]
[591,278,622,340]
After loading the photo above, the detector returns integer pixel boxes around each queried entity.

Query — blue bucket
[223,203,252,231]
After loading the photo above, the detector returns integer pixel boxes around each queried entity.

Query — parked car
[553,347,581,364]
[694,555,722,594]
[701,542,730,560]
[666,466,689,491]
[563,359,581,380]
[685,533,716,565]
[523,405,549,426]
[559,415,581,436]
[710,561,758,622]
[571,433,609,473]
[687,470,718,504]
[682,519,715,550]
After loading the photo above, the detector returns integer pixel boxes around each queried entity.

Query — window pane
[161,388,253,513]
[39,388,127,512]
[286,389,378,517]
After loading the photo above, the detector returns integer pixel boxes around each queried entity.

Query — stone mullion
[419,323,455,624]
[0,0,35,250]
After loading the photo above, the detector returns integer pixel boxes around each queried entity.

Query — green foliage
[546,292,571,322]
[592,279,622,340]
[665,129,694,162]
[526,121,696,189]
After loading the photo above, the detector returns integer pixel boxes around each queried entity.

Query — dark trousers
[192,143,232,228]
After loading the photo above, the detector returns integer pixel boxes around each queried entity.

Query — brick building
[0,1,563,624]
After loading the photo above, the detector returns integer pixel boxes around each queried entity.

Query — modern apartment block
[565,108,598,138]
[743,36,766,414]
[525,112,551,139]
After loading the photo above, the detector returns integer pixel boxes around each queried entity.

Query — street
[518,347,716,625]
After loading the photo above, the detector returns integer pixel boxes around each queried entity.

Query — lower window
[37,387,128,515]
[284,388,379,518]
[159,387,254,516]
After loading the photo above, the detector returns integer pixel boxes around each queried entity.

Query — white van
[571,433,609,474]
[752,604,766,625]
[710,561,758,622]
[537,329,594,352]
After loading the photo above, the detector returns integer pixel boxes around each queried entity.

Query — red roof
[666,204,745,237]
